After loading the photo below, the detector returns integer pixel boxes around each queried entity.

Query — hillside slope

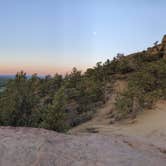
[70,80,166,146]
[69,79,127,133]
[71,99,166,143]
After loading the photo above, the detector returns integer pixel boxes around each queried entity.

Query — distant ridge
[0,75,15,79]
[0,74,45,79]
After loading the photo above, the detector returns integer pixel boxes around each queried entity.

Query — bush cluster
[114,58,166,120]
[0,65,105,132]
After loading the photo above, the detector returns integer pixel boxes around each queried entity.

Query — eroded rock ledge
[0,127,165,166]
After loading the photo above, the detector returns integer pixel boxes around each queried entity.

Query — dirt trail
[69,80,166,146]
[110,100,166,144]
[69,80,127,133]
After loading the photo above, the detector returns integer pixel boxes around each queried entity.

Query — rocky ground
[0,127,166,166]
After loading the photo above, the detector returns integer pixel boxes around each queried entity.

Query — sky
[0,0,166,75]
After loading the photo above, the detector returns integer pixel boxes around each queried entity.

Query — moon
[93,31,97,36]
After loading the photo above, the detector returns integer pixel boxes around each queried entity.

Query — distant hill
[0,75,15,79]
[0,75,14,92]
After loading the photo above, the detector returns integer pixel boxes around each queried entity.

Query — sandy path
[70,100,166,146]
[69,80,126,133]
[69,79,166,147]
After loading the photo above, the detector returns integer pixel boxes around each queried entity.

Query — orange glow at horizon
[0,64,88,75]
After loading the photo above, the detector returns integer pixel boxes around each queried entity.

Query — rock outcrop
[0,127,166,166]
[147,35,166,56]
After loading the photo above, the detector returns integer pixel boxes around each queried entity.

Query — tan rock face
[162,35,166,44]
[146,35,166,56]
[0,127,166,166]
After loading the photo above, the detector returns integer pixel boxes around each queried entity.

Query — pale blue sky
[0,0,166,74]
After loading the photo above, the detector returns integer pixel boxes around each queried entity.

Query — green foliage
[114,91,133,120]
[103,55,134,75]
[0,66,106,132]
[0,71,40,126]
[40,88,68,132]
[114,58,166,120]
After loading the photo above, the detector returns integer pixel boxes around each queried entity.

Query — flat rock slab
[0,127,165,166]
